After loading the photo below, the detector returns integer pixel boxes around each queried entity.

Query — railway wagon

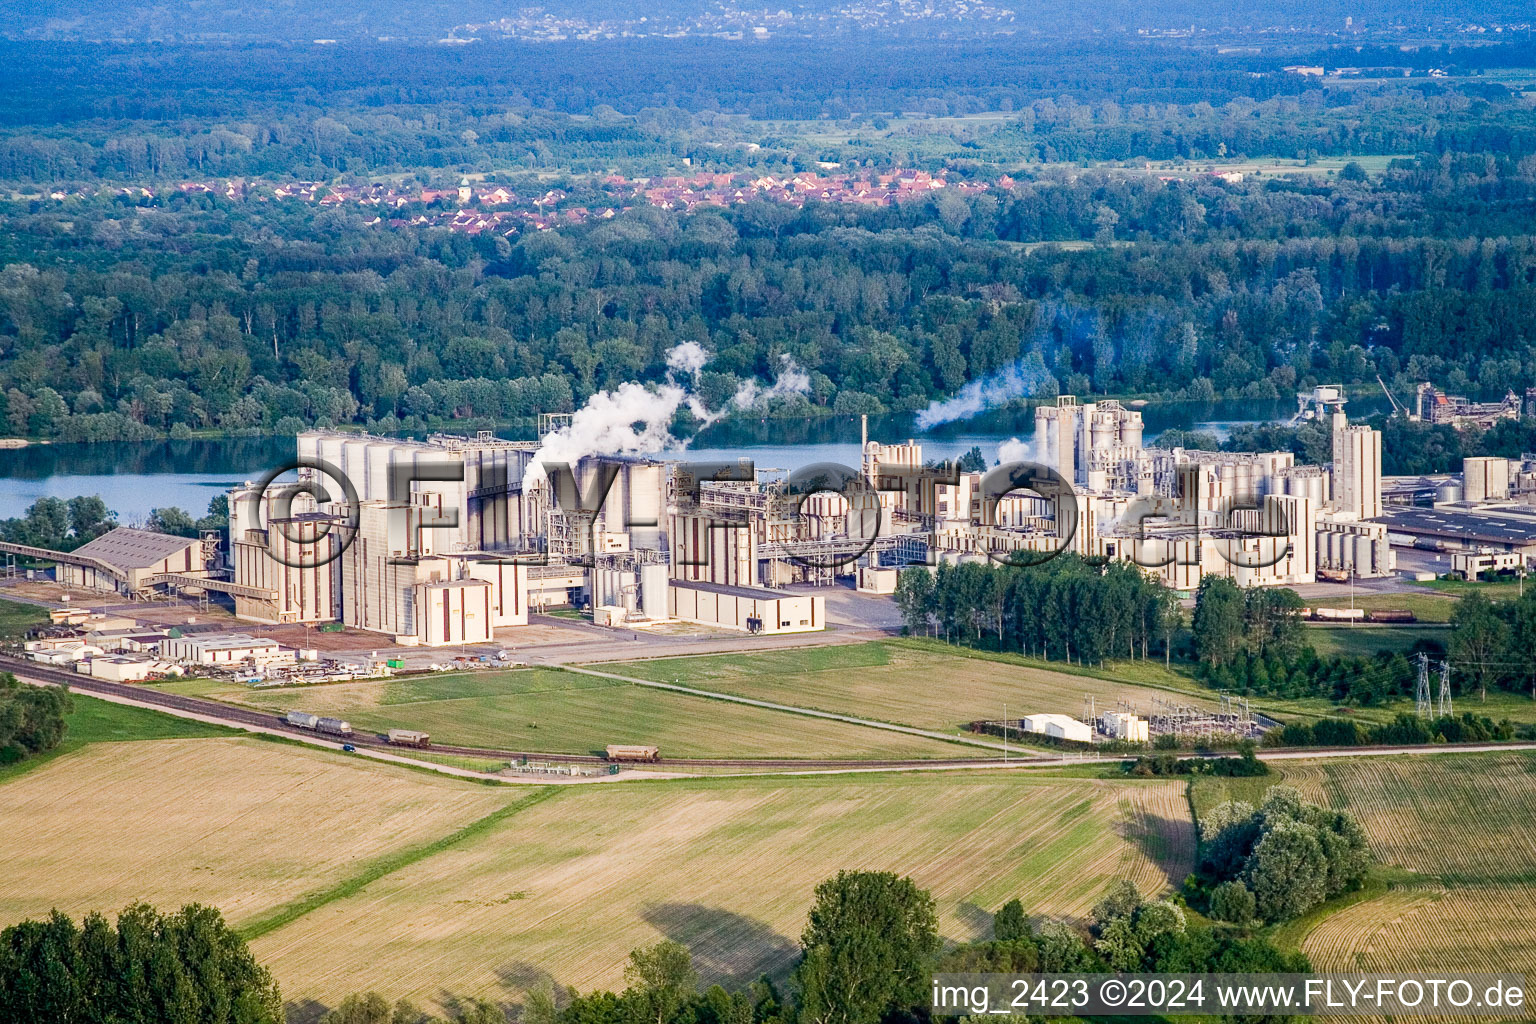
[387,728,431,749]
[1365,608,1416,623]
[315,716,353,737]
[284,711,320,730]
[605,744,660,763]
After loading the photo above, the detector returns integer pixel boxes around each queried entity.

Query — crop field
[1281,754,1536,983]
[156,668,971,760]
[0,692,234,784]
[600,641,1208,736]
[253,772,1195,1013]
[0,737,510,930]
[1283,754,1536,884]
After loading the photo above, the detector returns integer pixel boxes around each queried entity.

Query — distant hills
[1,0,1531,43]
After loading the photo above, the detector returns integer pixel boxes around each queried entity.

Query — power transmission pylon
[1438,660,1453,717]
[1415,652,1432,717]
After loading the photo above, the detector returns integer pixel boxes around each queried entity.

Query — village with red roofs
[39,169,1004,238]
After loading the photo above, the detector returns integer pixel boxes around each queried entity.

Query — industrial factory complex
[11,384,1536,691]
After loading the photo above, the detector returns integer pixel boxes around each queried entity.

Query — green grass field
[1303,624,1447,660]
[1413,577,1526,601]
[1307,591,1461,623]
[154,667,972,760]
[602,640,1210,737]
[0,595,46,640]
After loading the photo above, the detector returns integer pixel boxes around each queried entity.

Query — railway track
[0,655,1004,770]
[8,655,1536,771]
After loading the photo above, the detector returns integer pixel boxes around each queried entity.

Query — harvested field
[1282,754,1536,884]
[0,737,510,929]
[156,668,973,760]
[1281,753,1536,1000]
[601,641,1207,735]
[1301,884,1536,976]
[254,773,1195,1014]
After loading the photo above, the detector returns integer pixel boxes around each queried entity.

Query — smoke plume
[915,353,1057,429]
[524,344,809,491]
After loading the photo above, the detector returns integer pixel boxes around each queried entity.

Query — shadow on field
[283,997,328,1023]
[954,900,995,942]
[1115,810,1194,885]
[642,903,800,986]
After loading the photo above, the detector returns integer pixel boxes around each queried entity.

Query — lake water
[0,396,1390,521]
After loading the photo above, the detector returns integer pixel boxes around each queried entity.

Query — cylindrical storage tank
[1328,531,1342,568]
[641,563,668,620]
[368,442,401,504]
[341,439,371,500]
[1435,481,1463,505]
[1091,421,1112,452]
[1123,420,1143,449]
[1355,535,1373,575]
[297,432,321,467]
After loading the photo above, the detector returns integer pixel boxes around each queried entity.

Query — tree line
[0,672,70,766]
[895,557,1177,665]
[4,141,1536,442]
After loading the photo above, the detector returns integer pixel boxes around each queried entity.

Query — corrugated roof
[71,527,201,570]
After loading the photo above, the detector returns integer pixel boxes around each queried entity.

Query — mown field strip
[601,640,1210,735]
[0,737,511,929]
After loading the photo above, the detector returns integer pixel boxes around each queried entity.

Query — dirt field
[0,737,509,929]
[253,772,1194,1014]
[601,641,1209,735]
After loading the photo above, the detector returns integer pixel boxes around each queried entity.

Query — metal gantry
[1415,652,1433,717]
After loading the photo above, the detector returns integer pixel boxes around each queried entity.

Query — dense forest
[1,36,1536,441]
[4,149,1536,442]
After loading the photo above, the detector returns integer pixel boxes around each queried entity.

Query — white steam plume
[666,340,709,379]
[915,353,1056,429]
[732,354,810,410]
[996,436,1037,465]
[523,344,805,493]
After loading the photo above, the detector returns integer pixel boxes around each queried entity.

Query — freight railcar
[605,744,660,763]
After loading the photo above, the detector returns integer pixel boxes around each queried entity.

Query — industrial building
[159,632,292,667]
[668,580,824,634]
[920,389,1392,587]
[54,527,212,595]
[1020,713,1093,743]
[211,385,1405,650]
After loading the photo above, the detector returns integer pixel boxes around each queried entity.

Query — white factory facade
[922,388,1392,588]
[223,395,1393,645]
